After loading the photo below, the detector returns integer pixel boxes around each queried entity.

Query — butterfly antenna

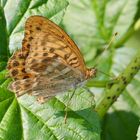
[64,88,76,124]
[104,32,118,51]
[93,32,118,78]
[94,32,118,67]
[97,69,115,78]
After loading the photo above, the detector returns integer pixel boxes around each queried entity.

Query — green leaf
[0,87,101,140]
[137,124,140,140]
[1,0,139,139]
[102,111,139,140]
[0,0,102,139]
[101,31,140,140]
[0,87,14,102]
[0,61,7,72]
[0,98,22,140]
[0,0,7,7]
[63,6,140,140]
[3,0,69,53]
[0,70,7,85]
[0,5,9,61]
[62,0,139,63]
[1,78,12,88]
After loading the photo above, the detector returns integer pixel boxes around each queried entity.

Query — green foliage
[63,0,140,140]
[0,0,140,140]
[100,30,140,140]
[137,125,140,140]
[0,5,9,61]
[4,0,69,53]
[63,0,139,65]
[0,87,100,140]
[0,0,101,140]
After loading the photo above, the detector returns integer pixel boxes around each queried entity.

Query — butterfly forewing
[24,16,87,75]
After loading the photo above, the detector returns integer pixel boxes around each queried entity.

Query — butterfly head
[86,68,97,79]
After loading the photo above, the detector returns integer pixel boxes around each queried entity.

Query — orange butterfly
[7,16,97,103]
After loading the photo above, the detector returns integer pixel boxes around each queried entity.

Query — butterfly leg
[36,95,53,104]
[83,86,95,107]
[64,88,76,124]
[37,96,45,104]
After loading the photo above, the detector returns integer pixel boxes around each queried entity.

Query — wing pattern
[7,16,90,101]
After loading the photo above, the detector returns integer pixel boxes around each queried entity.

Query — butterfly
[7,16,97,103]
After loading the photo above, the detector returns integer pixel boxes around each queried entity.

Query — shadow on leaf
[102,111,139,140]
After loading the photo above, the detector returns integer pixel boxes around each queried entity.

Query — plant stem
[86,80,108,87]
[95,49,140,118]
[86,79,118,88]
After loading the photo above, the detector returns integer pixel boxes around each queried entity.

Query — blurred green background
[0,0,140,140]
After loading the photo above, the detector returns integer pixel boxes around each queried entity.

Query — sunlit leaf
[63,0,139,63]
[101,31,140,140]
[137,124,140,140]
[0,5,9,61]
[0,0,101,140]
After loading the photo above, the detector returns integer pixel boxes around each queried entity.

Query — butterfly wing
[24,16,87,76]
[7,50,33,80]
[8,16,89,100]
[9,58,84,98]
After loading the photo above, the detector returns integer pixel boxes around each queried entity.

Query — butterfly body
[7,16,97,102]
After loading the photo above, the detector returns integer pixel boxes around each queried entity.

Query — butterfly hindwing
[9,58,84,99]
